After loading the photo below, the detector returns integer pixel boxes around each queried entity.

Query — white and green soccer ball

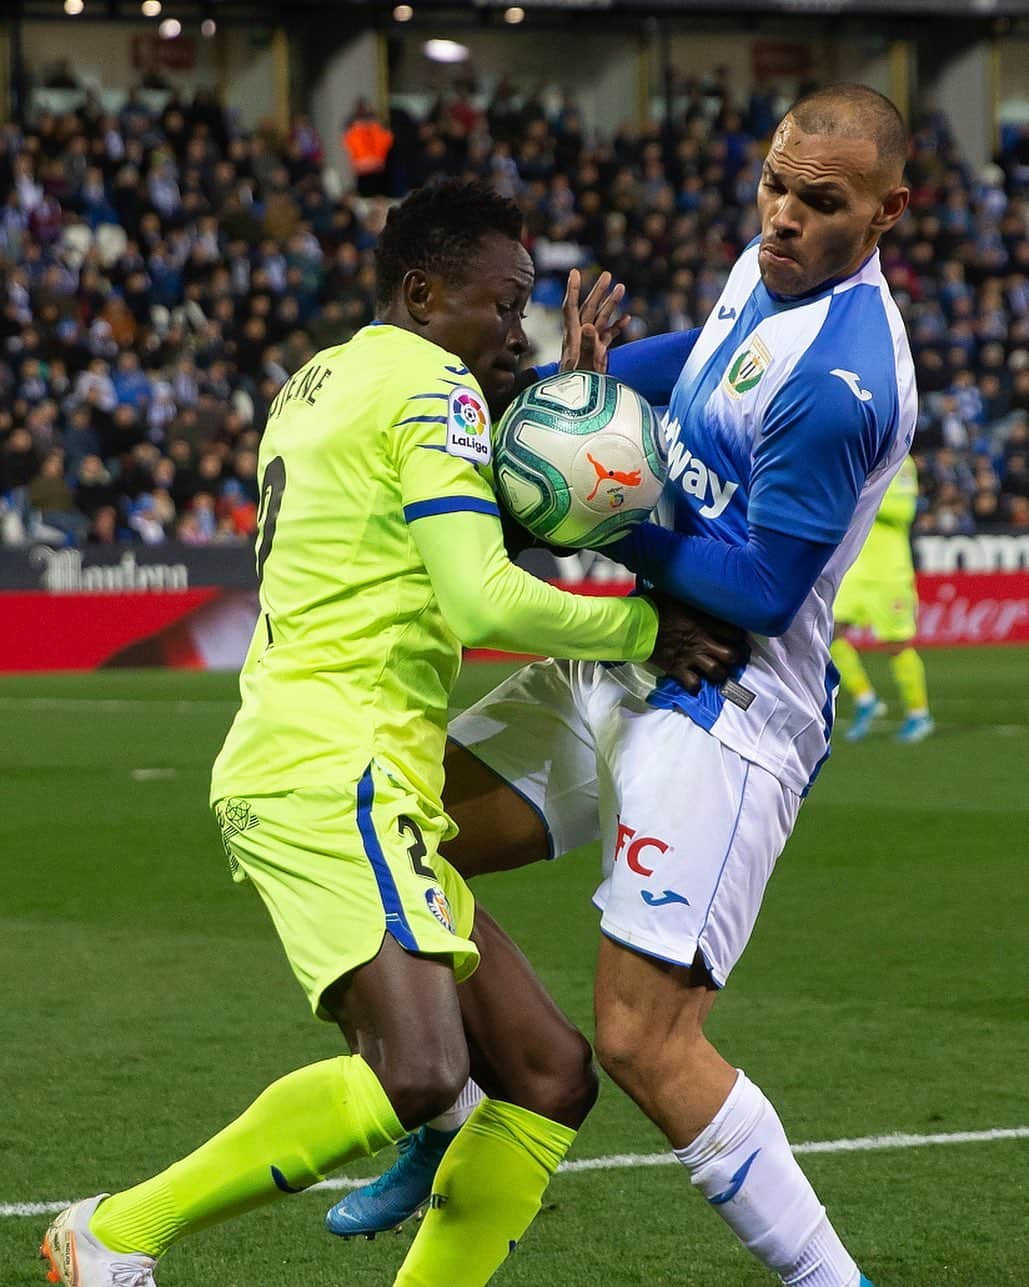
[493,371,667,549]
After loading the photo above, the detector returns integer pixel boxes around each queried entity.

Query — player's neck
[770,244,879,303]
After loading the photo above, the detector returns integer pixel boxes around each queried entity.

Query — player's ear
[870,185,910,237]
[402,268,435,324]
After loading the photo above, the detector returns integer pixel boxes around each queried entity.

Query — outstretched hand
[644,591,746,694]
[560,268,631,375]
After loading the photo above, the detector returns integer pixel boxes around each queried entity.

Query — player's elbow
[753,608,796,636]
[747,592,802,637]
[441,597,506,649]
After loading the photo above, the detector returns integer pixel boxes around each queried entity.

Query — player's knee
[595,1008,689,1102]
[596,1007,710,1106]
[375,1042,471,1131]
[594,1015,649,1094]
[522,1029,599,1128]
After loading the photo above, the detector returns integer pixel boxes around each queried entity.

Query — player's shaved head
[375,179,524,309]
[786,84,907,187]
[757,84,910,296]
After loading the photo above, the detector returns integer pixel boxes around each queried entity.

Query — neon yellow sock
[830,637,874,703]
[90,1055,404,1258]
[394,1098,576,1286]
[890,646,928,715]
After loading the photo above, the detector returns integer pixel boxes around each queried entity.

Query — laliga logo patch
[455,391,487,434]
[425,885,455,933]
[446,386,492,465]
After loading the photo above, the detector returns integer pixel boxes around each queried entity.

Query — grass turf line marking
[7,1125,1028,1218]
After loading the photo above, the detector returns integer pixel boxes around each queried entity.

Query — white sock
[426,1077,484,1133]
[674,1070,860,1287]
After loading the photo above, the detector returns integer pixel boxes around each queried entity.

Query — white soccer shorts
[449,659,802,986]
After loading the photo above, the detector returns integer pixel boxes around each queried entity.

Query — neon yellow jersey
[844,454,918,584]
[211,324,501,808]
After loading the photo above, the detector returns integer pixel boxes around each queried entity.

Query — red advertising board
[1,572,1026,672]
[913,572,1029,646]
[0,589,221,671]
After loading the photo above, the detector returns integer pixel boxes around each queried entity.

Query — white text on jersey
[662,417,739,520]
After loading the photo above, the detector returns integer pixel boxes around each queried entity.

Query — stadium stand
[1,79,1028,547]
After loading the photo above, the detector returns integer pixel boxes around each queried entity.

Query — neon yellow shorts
[213,760,478,1020]
[834,573,917,643]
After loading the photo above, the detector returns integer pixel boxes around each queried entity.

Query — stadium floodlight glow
[423,38,469,63]
[64,0,85,12]
[141,0,162,15]
[158,16,181,37]
[504,6,525,21]
[201,17,217,37]
[393,4,414,20]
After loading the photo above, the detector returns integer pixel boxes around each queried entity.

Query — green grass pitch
[2,648,1027,1285]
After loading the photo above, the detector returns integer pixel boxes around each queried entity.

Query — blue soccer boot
[895,711,934,743]
[844,694,887,742]
[326,1124,459,1239]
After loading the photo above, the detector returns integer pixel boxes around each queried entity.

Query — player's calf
[594,948,729,1142]
[595,940,869,1287]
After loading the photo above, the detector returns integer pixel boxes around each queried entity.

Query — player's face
[756,116,909,298]
[424,234,534,412]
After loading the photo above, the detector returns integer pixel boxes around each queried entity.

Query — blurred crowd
[1,73,1028,549]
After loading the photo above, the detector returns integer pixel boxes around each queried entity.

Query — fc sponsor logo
[614,818,670,877]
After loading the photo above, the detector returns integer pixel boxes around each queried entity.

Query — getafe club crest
[425,885,455,933]
[723,335,772,399]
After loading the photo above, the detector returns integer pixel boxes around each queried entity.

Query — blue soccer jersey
[629,241,917,793]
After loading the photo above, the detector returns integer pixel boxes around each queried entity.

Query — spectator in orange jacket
[342,99,393,197]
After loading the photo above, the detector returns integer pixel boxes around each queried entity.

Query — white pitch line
[7,1125,1026,1219]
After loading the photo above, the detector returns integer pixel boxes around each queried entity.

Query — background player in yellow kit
[41,181,736,1287]
[831,455,934,743]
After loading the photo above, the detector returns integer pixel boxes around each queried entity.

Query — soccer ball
[493,371,667,548]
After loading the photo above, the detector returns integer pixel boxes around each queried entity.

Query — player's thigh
[457,905,597,1127]
[588,684,801,988]
[868,577,918,643]
[444,658,601,874]
[323,932,470,1127]
[214,763,479,1022]
[833,573,872,628]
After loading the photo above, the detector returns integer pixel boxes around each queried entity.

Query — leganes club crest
[723,335,772,399]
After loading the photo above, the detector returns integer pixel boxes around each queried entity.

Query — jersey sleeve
[535,329,702,406]
[388,364,500,522]
[410,508,659,661]
[749,364,894,545]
